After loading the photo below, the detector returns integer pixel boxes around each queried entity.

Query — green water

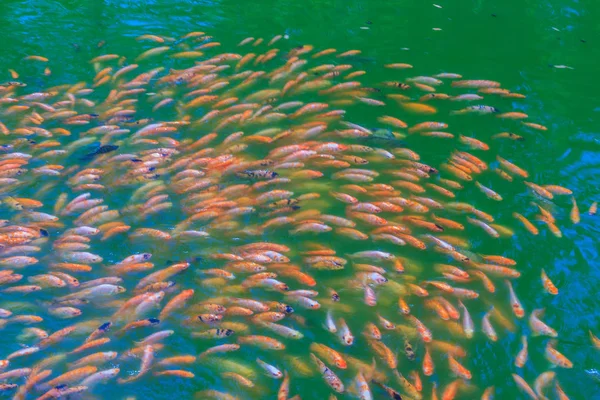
[0,0,599,399]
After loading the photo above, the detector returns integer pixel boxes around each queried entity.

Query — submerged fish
[0,28,579,400]
[80,144,120,161]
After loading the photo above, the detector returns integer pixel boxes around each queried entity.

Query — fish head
[275,283,289,291]
[343,334,354,345]
[67,277,80,285]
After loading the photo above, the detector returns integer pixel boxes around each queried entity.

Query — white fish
[256,357,283,378]
[325,310,337,333]
[552,65,574,70]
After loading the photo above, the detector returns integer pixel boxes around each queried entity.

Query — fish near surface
[0,29,580,400]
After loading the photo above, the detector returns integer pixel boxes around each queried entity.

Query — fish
[311,353,345,393]
[534,371,555,400]
[374,380,404,399]
[80,144,119,161]
[570,197,580,224]
[590,330,600,349]
[541,269,558,295]
[482,308,498,341]
[423,346,434,376]
[512,374,537,400]
[0,28,580,400]
[545,340,572,368]
[515,335,528,368]
[506,280,525,318]
[529,309,558,337]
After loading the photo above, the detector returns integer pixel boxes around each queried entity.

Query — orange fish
[448,354,471,379]
[423,346,434,376]
[545,341,572,368]
[541,269,558,295]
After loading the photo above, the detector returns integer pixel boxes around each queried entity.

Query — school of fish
[0,31,594,400]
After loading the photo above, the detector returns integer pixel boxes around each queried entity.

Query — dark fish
[374,381,403,400]
[80,144,119,161]
[0,81,26,87]
[404,338,415,361]
[237,170,278,179]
